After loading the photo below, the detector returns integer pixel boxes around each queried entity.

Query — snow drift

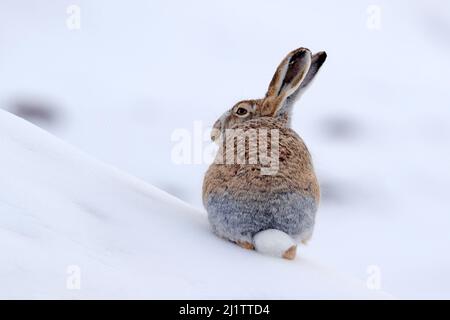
[0,109,389,299]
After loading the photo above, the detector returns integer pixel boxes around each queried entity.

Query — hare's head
[211,47,326,142]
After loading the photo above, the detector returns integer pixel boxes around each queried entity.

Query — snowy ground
[0,110,390,299]
[1,0,450,298]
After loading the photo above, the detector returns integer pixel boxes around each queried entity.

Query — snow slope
[0,109,389,299]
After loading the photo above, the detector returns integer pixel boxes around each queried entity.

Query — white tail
[253,229,297,260]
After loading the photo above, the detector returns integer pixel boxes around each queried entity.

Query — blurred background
[1,0,450,298]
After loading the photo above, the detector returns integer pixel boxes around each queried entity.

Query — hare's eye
[235,107,248,116]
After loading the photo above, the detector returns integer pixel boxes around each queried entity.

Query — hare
[202,47,326,260]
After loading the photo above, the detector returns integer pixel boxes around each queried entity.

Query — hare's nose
[211,120,222,142]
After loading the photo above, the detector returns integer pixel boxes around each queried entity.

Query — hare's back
[203,119,320,204]
[202,123,319,239]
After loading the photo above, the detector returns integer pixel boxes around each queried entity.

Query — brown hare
[203,47,326,259]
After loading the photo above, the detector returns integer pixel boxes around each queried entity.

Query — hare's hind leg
[206,197,269,250]
[209,221,255,250]
[282,244,297,260]
[235,240,255,250]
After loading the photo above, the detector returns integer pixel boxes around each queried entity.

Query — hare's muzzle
[211,120,222,143]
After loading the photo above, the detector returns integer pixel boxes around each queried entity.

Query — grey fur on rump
[206,192,317,244]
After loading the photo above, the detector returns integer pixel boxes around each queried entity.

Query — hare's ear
[261,48,312,116]
[281,51,327,117]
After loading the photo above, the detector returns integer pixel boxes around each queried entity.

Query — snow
[1,0,450,298]
[0,110,390,299]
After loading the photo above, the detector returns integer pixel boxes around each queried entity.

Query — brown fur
[282,245,297,260]
[203,117,320,205]
[203,47,326,253]
[236,241,255,250]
